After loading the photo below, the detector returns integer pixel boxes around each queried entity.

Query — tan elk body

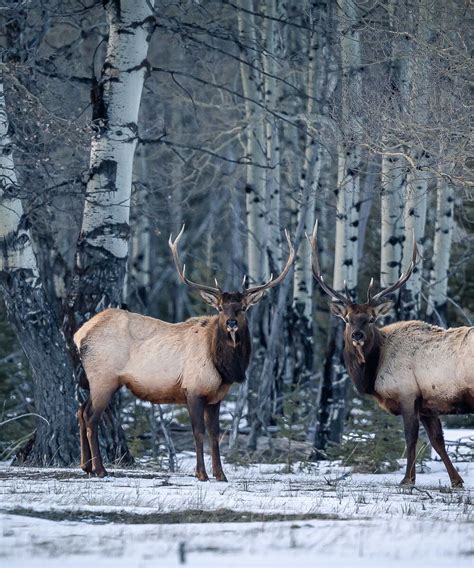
[75,311,234,408]
[308,222,474,487]
[369,321,474,418]
[75,227,295,480]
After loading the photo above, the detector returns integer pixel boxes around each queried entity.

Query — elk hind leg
[421,415,463,488]
[187,395,209,481]
[84,389,115,478]
[78,399,92,474]
[204,402,227,482]
[400,403,420,486]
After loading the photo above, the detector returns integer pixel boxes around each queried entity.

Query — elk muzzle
[351,330,365,346]
[226,319,238,347]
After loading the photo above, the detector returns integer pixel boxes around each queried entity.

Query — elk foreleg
[204,402,227,482]
[187,395,209,481]
[421,415,464,488]
[78,400,92,474]
[400,402,419,486]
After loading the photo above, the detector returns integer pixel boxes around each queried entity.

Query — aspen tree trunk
[314,0,362,451]
[237,0,270,448]
[0,77,78,465]
[262,1,283,270]
[380,152,406,294]
[68,0,155,464]
[399,0,430,320]
[399,0,432,320]
[400,166,428,319]
[358,157,378,257]
[380,1,408,294]
[72,0,154,320]
[293,8,321,322]
[238,0,268,284]
[426,179,454,326]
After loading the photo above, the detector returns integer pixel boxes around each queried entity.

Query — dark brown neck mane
[210,318,251,384]
[343,327,384,395]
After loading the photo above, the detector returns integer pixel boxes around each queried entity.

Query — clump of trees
[0,0,472,470]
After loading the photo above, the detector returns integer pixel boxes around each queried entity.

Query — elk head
[169,225,295,347]
[307,221,419,363]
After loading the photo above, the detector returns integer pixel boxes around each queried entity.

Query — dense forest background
[0,0,472,470]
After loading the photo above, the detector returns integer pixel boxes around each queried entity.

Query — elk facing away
[75,227,295,480]
[308,222,474,487]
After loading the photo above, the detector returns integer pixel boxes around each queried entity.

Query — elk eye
[218,306,223,312]
[241,306,247,312]
[369,316,375,323]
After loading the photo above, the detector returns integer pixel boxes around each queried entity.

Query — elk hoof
[81,463,93,475]
[451,478,464,489]
[94,468,108,478]
[399,477,415,487]
[195,471,209,482]
[214,472,228,482]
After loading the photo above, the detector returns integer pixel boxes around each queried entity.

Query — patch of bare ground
[1,507,347,524]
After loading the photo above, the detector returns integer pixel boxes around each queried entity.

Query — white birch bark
[333,151,361,293]
[402,166,428,317]
[426,178,454,325]
[380,0,407,290]
[238,0,268,283]
[333,0,362,295]
[399,0,430,319]
[262,1,283,270]
[292,16,319,316]
[75,0,155,314]
[0,83,38,276]
[380,153,406,287]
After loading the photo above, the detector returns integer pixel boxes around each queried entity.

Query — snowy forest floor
[1,447,473,568]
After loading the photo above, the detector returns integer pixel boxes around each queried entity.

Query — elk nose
[351,330,364,342]
[226,319,238,330]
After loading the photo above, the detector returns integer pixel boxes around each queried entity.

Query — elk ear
[329,302,347,320]
[373,301,393,320]
[243,290,266,309]
[199,291,220,310]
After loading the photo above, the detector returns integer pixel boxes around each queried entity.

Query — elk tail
[73,332,90,390]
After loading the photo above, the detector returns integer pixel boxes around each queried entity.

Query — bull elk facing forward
[308,222,474,487]
[75,226,295,480]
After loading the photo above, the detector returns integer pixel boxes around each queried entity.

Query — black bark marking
[89,158,118,186]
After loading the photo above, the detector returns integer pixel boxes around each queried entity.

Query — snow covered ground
[1,438,473,568]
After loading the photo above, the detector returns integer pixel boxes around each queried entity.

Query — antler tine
[307,221,351,305]
[244,229,296,295]
[168,225,221,296]
[366,277,374,303]
[370,233,419,303]
[241,274,247,291]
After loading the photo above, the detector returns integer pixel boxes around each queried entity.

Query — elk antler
[368,234,419,303]
[306,220,351,305]
[168,225,222,296]
[243,229,296,296]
